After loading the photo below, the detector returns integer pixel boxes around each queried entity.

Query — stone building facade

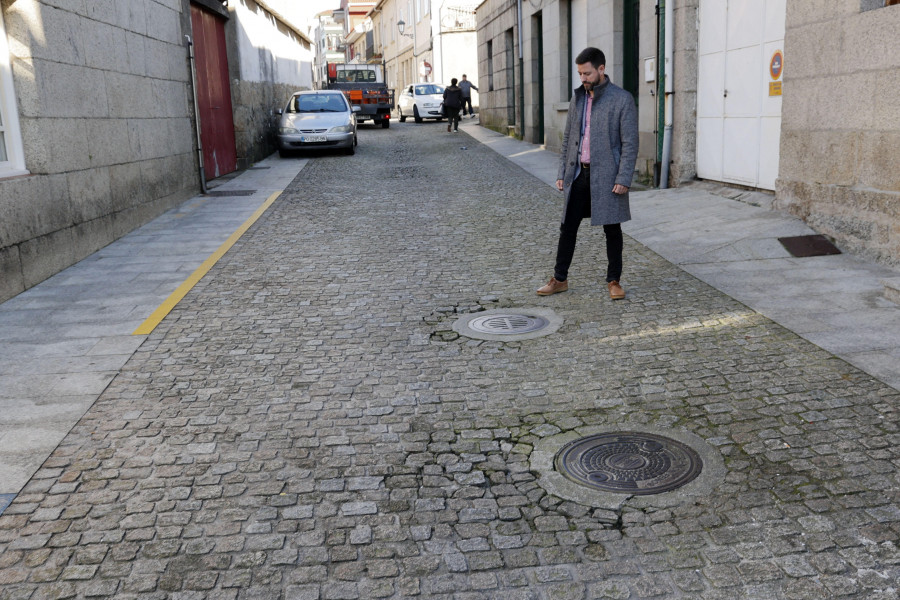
[227,0,314,168]
[0,0,313,303]
[775,2,900,264]
[475,0,900,266]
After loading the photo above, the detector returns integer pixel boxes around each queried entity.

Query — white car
[397,84,445,123]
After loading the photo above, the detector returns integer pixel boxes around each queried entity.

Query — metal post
[185,35,207,195]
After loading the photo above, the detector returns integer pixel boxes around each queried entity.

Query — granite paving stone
[0,124,897,599]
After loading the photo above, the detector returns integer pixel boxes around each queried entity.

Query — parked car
[397,84,445,123]
[276,90,359,156]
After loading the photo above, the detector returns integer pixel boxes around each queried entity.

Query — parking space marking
[133,190,283,335]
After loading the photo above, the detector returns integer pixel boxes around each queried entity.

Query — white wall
[234,0,313,88]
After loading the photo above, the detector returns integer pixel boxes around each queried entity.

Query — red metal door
[190,4,237,178]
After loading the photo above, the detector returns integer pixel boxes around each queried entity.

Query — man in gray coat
[537,47,638,300]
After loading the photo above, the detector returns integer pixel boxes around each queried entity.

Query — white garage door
[696,0,785,190]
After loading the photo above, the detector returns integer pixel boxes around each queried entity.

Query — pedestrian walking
[459,74,478,117]
[537,47,638,300]
[442,78,464,132]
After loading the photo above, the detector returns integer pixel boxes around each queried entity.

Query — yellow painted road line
[133,190,283,335]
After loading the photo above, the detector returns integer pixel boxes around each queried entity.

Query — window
[0,9,27,178]
[487,40,494,91]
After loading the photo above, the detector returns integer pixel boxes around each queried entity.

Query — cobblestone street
[1,123,898,599]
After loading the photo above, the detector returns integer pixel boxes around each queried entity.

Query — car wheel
[381,119,390,129]
[413,105,422,123]
[345,144,355,156]
[399,108,406,123]
[278,148,291,158]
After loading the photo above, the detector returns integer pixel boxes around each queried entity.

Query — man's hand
[556,179,564,191]
[612,184,629,195]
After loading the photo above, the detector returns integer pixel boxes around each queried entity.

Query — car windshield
[415,85,444,95]
[336,69,377,83]
[290,95,347,113]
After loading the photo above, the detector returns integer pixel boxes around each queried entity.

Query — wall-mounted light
[397,19,413,38]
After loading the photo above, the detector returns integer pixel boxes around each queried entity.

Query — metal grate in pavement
[452,308,562,341]
[205,190,257,197]
[778,234,841,257]
[555,432,703,495]
[467,314,550,335]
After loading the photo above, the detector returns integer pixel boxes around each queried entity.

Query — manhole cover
[451,308,562,341]
[205,190,257,197]
[778,234,841,257]
[555,432,702,495]
[468,314,549,335]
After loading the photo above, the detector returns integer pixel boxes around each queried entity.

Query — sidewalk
[1,121,898,504]
[459,116,900,390]
[0,156,310,497]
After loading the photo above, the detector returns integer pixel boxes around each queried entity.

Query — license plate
[300,135,326,143]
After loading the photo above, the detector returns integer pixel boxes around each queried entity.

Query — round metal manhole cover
[467,314,550,335]
[451,308,562,341]
[554,432,703,495]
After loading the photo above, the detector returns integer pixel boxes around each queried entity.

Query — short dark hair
[462,74,467,77]
[451,77,458,85]
[575,47,606,68]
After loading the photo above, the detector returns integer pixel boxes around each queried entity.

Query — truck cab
[326,64,395,129]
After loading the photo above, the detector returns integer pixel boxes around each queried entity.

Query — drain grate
[467,314,549,335]
[555,432,702,495]
[206,190,257,197]
[248,166,271,170]
[451,308,561,341]
[778,234,841,257]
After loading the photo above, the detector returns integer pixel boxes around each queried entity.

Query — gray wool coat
[557,77,639,226]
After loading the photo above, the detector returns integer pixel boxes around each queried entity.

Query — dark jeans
[446,107,461,130]
[553,169,623,283]
[462,96,474,115]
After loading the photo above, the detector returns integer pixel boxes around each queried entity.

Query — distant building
[367,0,479,100]
[314,11,346,89]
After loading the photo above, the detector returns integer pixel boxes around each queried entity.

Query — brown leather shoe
[537,277,568,296]
[608,280,625,300]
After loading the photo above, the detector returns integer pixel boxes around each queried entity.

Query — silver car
[277,90,359,156]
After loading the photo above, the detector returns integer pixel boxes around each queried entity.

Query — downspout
[185,35,207,195]
[659,0,673,189]
[517,0,524,139]
[439,0,445,85]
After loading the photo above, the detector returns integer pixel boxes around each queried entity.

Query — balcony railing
[440,6,476,32]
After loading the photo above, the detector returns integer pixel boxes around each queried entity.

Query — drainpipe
[438,0,445,85]
[185,35,207,195]
[517,0,524,139]
[659,0,673,189]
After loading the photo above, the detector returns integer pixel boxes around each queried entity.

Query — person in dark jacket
[442,79,464,132]
[459,74,478,117]
[537,47,638,300]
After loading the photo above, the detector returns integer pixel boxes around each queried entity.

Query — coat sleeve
[615,95,639,188]
[558,97,576,181]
